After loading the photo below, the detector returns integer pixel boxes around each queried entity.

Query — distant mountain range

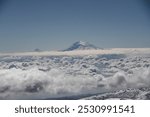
[63,41,101,51]
[33,41,100,52]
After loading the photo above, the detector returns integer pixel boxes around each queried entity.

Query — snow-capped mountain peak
[64,41,100,51]
[77,41,87,46]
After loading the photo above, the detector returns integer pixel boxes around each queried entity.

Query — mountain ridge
[63,41,100,51]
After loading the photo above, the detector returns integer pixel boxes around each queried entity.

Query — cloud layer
[0,67,150,99]
[0,53,150,99]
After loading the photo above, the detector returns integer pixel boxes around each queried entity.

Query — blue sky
[0,0,150,52]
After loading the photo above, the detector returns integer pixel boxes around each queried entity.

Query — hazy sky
[0,0,150,52]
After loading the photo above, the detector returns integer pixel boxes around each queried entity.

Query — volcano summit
[64,41,100,51]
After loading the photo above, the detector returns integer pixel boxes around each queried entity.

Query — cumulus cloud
[0,68,99,99]
[108,72,127,88]
[0,67,150,99]
[105,68,150,90]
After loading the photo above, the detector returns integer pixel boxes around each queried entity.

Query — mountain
[64,41,100,51]
[34,48,42,52]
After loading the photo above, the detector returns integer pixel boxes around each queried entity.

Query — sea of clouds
[0,66,150,99]
[0,53,150,99]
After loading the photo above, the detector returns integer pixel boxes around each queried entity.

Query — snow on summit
[63,41,100,51]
